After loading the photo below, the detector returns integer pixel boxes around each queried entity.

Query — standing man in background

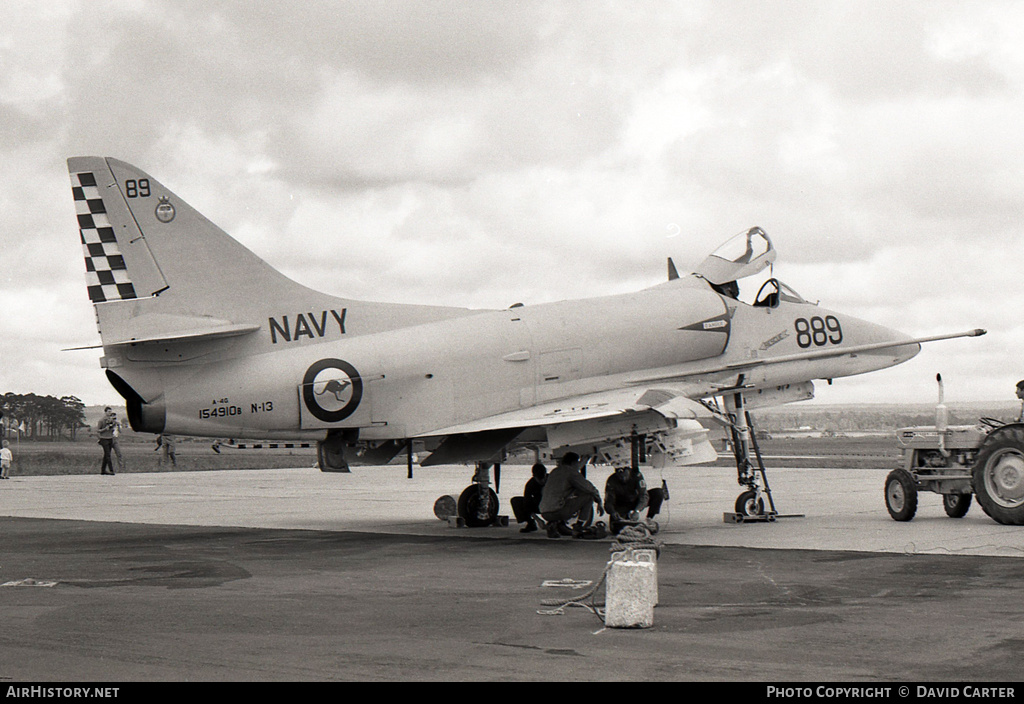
[97,407,117,475]
[109,410,127,472]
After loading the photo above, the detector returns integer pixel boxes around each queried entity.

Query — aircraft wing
[417,384,711,438]
[421,329,985,437]
[414,328,985,466]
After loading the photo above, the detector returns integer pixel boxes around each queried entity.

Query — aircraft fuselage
[106,279,916,441]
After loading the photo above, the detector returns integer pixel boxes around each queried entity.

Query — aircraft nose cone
[872,320,922,365]
[893,340,922,364]
[824,315,924,379]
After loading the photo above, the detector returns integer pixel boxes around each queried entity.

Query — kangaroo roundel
[303,359,363,423]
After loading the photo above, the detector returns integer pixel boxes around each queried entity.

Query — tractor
[885,375,1024,525]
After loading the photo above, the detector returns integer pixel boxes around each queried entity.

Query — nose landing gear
[720,393,802,524]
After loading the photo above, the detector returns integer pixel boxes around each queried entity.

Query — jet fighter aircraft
[67,157,984,524]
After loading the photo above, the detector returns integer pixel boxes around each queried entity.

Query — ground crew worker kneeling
[604,464,664,535]
[538,452,603,539]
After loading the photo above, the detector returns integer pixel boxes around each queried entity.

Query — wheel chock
[723,512,804,524]
[723,512,777,524]
[447,515,509,528]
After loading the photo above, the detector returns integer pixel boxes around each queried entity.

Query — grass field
[2,433,904,476]
[2,438,317,476]
[726,434,902,469]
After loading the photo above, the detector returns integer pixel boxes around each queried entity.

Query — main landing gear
[456,462,508,527]
[317,429,353,472]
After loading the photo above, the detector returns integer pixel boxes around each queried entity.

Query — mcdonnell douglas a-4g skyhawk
[68,157,984,525]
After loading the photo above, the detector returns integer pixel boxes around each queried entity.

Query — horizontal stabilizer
[100,313,260,346]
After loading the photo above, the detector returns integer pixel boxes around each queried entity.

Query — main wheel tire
[942,493,972,518]
[317,439,350,472]
[973,425,1024,525]
[457,485,500,527]
[885,469,918,521]
[735,489,765,517]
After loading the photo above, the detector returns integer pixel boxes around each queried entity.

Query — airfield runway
[1,463,1023,682]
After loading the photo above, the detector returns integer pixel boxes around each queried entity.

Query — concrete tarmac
[1,463,1023,681]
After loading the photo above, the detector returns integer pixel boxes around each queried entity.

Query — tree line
[757,402,1019,433]
[1,393,88,440]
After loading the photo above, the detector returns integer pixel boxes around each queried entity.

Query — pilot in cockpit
[711,280,740,298]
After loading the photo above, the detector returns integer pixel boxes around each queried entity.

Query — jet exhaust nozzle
[105,370,166,434]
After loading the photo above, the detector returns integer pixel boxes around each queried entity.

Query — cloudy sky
[1,0,1022,408]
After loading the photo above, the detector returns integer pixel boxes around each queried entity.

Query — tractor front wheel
[885,469,918,521]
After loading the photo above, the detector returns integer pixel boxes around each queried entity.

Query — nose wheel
[735,489,766,517]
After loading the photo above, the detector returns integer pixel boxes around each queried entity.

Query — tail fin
[70,161,163,303]
[68,157,320,313]
[67,157,472,348]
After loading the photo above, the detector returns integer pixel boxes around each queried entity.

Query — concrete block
[611,548,658,605]
[605,550,657,628]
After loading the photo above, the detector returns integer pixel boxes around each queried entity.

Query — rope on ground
[536,523,664,622]
[611,523,664,557]
[537,567,609,621]
[540,578,593,589]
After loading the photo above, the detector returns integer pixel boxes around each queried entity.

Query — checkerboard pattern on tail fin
[70,170,137,303]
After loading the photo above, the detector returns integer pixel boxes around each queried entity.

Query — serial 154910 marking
[198,400,274,419]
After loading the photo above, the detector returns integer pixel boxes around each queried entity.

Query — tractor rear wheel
[973,425,1024,525]
[884,468,918,521]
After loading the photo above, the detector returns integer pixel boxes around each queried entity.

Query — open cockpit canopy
[694,227,776,285]
[683,227,809,306]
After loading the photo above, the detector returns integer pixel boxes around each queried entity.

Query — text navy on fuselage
[269,309,347,344]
